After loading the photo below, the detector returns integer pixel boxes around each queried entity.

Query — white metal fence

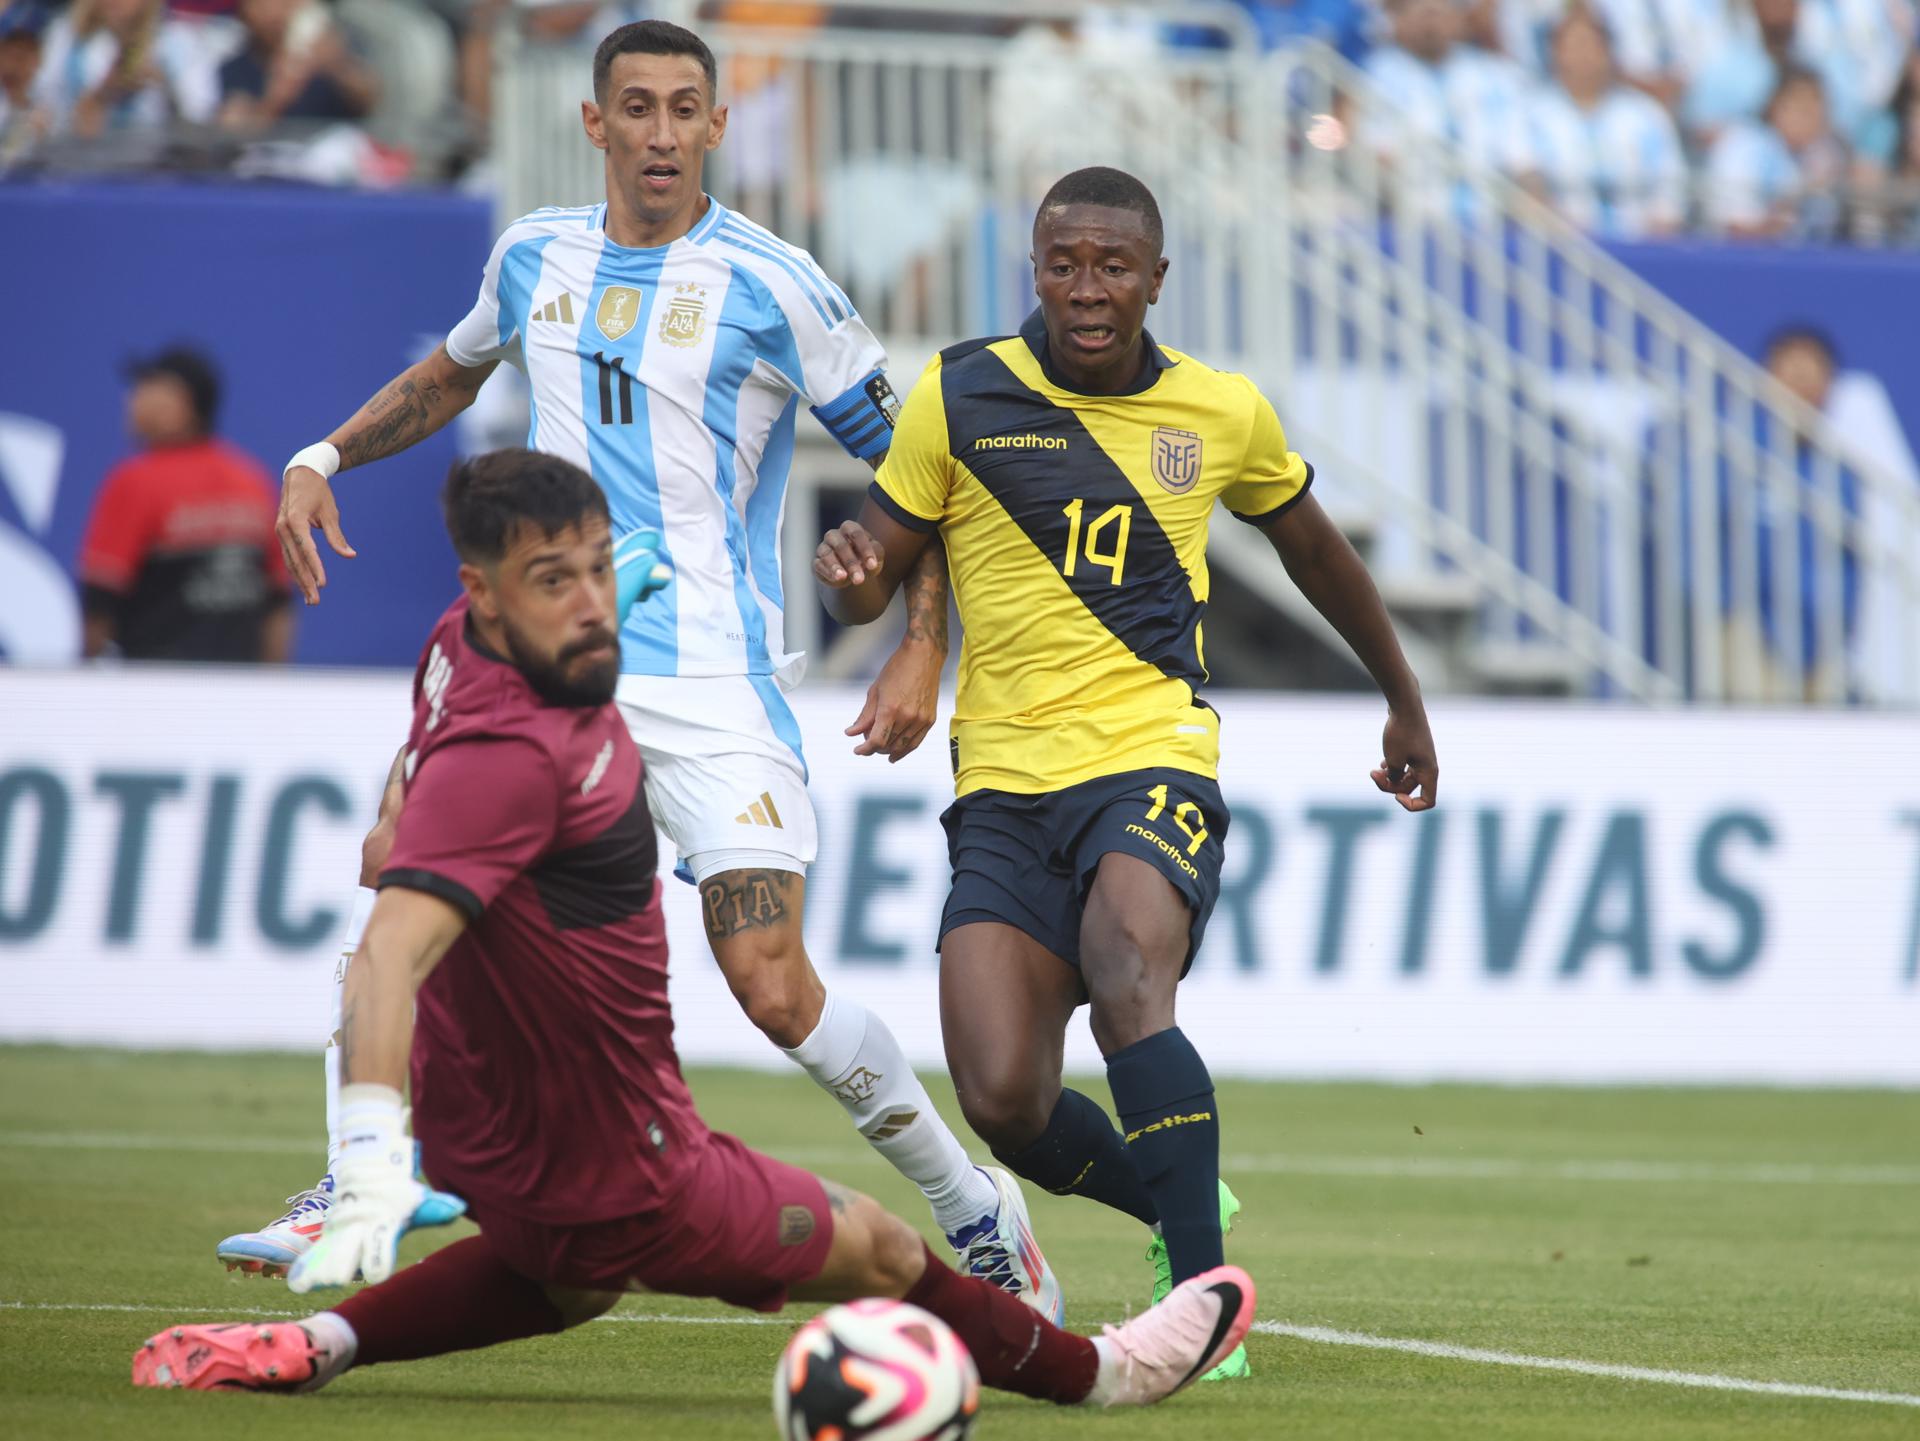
[494,12,1920,704]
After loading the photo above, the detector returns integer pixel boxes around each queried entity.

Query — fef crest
[1151,426,1203,494]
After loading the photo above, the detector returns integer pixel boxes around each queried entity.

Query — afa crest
[1151,426,1203,494]
[658,283,708,348]
[595,285,643,342]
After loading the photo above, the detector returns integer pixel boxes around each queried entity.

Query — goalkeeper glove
[615,528,674,626]
[287,1084,465,1293]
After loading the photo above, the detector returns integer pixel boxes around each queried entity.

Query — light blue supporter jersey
[445,198,897,679]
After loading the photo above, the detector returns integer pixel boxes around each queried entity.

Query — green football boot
[1145,1180,1250,1380]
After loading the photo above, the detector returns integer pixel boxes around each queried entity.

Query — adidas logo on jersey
[735,792,785,828]
[533,294,577,324]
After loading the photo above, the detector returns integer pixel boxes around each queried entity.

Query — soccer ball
[772,1299,980,1441]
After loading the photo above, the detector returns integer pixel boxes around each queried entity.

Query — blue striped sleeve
[810,370,899,462]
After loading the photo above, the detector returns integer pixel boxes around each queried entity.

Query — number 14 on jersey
[1061,498,1133,585]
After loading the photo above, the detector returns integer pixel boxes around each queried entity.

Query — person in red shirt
[77,347,291,662]
[129,447,1254,1411]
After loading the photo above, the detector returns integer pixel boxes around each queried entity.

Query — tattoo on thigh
[701,869,792,939]
[820,1181,855,1215]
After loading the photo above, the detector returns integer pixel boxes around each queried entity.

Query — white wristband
[286,441,341,480]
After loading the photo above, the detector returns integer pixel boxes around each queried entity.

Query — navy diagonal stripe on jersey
[941,347,1206,690]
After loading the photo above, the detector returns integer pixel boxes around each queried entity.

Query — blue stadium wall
[4,183,1919,668]
[0,182,492,667]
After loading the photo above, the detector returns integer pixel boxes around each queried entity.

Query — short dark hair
[442,449,611,566]
[593,20,717,104]
[1034,167,1164,255]
[1765,324,1838,369]
[125,346,220,434]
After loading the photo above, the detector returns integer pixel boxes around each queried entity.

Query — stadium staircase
[495,2,1920,704]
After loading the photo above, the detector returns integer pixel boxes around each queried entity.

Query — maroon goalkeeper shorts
[470,1131,836,1312]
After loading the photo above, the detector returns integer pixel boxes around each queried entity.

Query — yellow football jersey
[872,312,1312,796]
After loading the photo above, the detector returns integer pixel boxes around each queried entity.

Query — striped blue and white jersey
[445,197,895,680]
[1527,85,1687,239]
[1702,122,1800,231]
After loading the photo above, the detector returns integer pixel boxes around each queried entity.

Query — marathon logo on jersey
[976,434,1066,450]
[1151,426,1203,494]
[864,373,902,428]
[657,283,707,348]
[1124,1109,1214,1144]
[596,286,643,342]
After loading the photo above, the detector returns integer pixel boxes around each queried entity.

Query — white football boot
[216,1176,333,1279]
[944,1166,1066,1325]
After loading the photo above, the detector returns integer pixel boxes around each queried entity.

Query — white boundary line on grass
[1253,1323,1920,1409]
[9,1301,1918,1408]
[4,1131,1918,1186]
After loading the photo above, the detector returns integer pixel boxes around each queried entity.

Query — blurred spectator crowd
[1,0,1917,243]
[1343,0,1920,242]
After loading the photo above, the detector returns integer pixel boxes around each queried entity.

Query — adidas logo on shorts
[735,792,785,828]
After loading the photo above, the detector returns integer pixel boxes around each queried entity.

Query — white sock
[1087,1335,1122,1407]
[783,992,997,1234]
[324,887,377,1176]
[296,1310,359,1391]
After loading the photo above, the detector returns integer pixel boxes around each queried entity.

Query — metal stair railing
[493,16,1920,703]
[1251,44,1920,704]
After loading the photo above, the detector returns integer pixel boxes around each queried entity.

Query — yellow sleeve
[870,357,952,533]
[1219,383,1313,525]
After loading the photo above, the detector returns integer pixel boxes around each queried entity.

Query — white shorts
[615,673,816,884]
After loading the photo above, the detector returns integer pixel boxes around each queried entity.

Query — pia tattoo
[701,869,791,939]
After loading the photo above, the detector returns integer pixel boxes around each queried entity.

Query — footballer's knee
[542,1285,622,1329]
[952,1067,1055,1153]
[724,950,824,1048]
[848,1196,928,1299]
[798,1183,928,1302]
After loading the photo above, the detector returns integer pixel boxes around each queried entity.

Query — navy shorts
[938,767,1230,974]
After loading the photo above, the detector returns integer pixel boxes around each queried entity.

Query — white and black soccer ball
[772,1299,980,1441]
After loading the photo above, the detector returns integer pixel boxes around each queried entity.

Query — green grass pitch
[1,1046,1916,1439]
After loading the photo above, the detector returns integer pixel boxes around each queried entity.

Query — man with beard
[132,448,1254,1407]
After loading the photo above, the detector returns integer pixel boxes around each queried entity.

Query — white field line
[0,1300,782,1327]
[1254,1322,1920,1409]
[4,1131,1918,1187]
[9,1300,1917,1408]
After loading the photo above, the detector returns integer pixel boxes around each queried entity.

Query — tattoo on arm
[901,539,949,650]
[338,377,438,468]
[700,869,793,940]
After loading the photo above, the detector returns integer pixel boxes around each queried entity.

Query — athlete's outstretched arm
[337,886,467,1091]
[291,883,469,1293]
[1260,493,1439,811]
[814,497,935,626]
[277,345,498,604]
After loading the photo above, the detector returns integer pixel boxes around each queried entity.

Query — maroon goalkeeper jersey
[380,597,706,1225]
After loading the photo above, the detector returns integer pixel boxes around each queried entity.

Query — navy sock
[992,1088,1160,1227]
[1105,1026,1222,1284]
